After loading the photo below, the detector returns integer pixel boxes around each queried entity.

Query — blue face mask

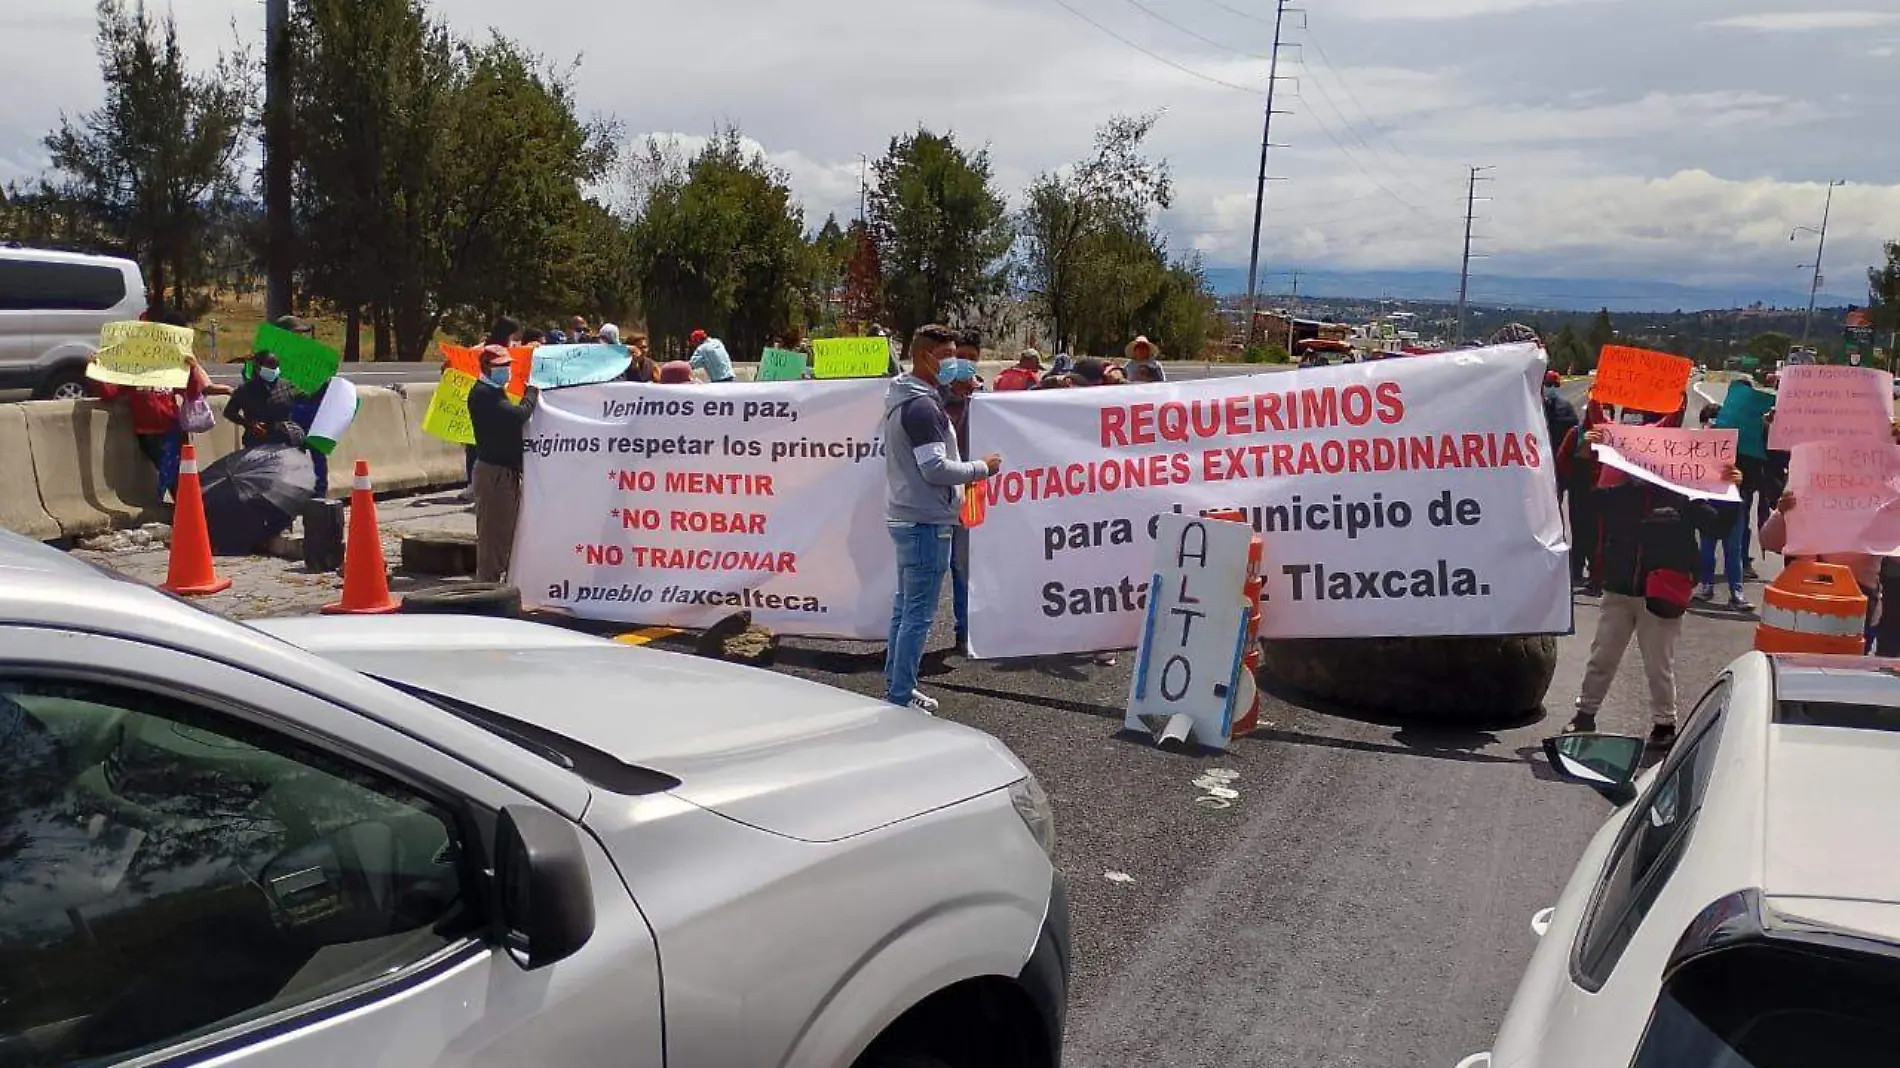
[257,366,280,384]
[485,368,511,387]
[937,359,974,386]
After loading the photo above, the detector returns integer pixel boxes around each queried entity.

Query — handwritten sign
[1593,425,1740,502]
[1591,346,1693,414]
[759,347,808,382]
[1714,383,1775,460]
[1768,365,1894,452]
[421,369,480,446]
[528,343,630,389]
[812,337,892,379]
[252,324,342,395]
[441,343,532,397]
[87,321,193,388]
[1784,442,1900,556]
[1125,512,1255,751]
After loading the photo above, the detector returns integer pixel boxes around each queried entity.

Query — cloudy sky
[3,0,1896,303]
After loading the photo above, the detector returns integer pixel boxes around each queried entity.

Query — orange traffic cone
[164,443,232,597]
[323,459,400,615]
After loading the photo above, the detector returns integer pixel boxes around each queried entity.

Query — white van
[0,245,149,399]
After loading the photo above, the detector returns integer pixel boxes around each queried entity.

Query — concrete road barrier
[23,399,162,538]
[190,396,244,468]
[0,406,61,541]
[395,382,469,488]
[324,387,428,498]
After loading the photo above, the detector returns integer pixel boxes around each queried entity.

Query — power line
[1301,24,1430,174]
[1113,0,1267,58]
[1289,62,1448,209]
[1042,0,1264,93]
[1185,0,1276,24]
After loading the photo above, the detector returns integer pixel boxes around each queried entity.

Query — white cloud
[1706,11,1900,32]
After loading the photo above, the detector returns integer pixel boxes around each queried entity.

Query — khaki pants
[472,461,522,583]
[1576,592,1682,727]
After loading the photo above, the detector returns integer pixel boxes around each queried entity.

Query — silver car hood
[253,616,1027,842]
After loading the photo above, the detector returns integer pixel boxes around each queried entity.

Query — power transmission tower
[1242,0,1300,344]
[1455,165,1493,344]
[1793,179,1845,351]
[263,0,293,323]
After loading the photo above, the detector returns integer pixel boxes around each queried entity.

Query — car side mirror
[1542,733,1644,805]
[495,805,595,970]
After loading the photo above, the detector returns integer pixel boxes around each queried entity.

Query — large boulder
[1258,635,1558,724]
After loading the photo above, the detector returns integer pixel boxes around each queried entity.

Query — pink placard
[1594,425,1739,499]
[1768,365,1894,452]
[1784,442,1900,556]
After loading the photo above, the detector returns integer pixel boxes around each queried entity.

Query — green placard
[760,347,808,382]
[252,323,342,395]
[812,336,892,379]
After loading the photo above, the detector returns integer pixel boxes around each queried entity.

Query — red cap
[1545,371,1562,387]
[689,329,708,347]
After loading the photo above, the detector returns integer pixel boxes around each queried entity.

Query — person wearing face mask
[939,348,981,655]
[224,351,304,449]
[467,317,538,583]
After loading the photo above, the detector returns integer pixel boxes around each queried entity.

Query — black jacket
[1594,481,1733,597]
[224,376,304,448]
[468,381,536,471]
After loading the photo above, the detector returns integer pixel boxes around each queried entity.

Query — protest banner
[1714,383,1775,460]
[812,337,891,379]
[252,323,342,395]
[1784,442,1900,556]
[1590,346,1693,413]
[441,343,532,397]
[1592,425,1740,502]
[421,369,480,446]
[966,344,1571,657]
[1767,365,1894,452]
[87,321,194,388]
[760,347,808,382]
[527,343,631,389]
[510,380,896,637]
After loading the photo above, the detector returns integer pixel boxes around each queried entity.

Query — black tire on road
[860,1052,955,1068]
[399,583,522,618]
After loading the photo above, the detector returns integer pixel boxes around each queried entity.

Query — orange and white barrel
[1755,561,1867,656]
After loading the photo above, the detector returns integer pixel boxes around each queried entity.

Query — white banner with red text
[965,344,1572,658]
[511,380,897,638]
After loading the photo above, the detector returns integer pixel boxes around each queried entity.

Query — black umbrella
[200,445,318,555]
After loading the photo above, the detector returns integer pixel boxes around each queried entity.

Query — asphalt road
[743,370,1764,1068]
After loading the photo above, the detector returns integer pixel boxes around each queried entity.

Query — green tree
[629,128,812,359]
[1018,114,1172,354]
[1549,323,1588,374]
[1743,331,1793,366]
[1870,241,1899,366]
[42,0,253,316]
[868,128,1013,340]
[1584,307,1615,362]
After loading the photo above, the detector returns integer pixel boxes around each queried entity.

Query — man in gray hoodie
[882,324,1002,712]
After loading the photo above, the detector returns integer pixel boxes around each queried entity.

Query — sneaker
[908,690,940,715]
[1728,590,1754,612]
[1563,713,1598,735]
[1694,584,1716,603]
[1743,561,1760,581]
[1648,723,1678,750]
[1583,584,1603,598]
[1093,652,1118,666]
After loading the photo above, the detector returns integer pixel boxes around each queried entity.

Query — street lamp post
[1791,179,1845,353]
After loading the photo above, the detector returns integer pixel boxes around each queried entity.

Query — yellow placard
[422,369,480,446]
[812,337,893,379]
[86,321,194,388]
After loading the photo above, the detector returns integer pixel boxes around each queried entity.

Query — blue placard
[529,343,633,389]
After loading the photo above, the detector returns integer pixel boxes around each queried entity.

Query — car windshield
[1631,941,1900,1067]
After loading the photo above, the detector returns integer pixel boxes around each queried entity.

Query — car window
[1573,680,1729,989]
[0,676,478,1067]
[1631,939,1900,1067]
[0,259,127,312]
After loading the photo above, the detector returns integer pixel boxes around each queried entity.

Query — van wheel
[36,368,88,401]
[863,1053,954,1068]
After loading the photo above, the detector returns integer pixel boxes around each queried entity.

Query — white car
[1461,651,1900,1068]
[0,245,149,399]
[0,530,1069,1068]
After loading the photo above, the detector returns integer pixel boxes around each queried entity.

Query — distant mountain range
[1201,267,1859,314]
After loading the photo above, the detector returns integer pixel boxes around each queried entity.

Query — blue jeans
[951,526,970,644]
[884,523,953,705]
[1700,508,1746,593]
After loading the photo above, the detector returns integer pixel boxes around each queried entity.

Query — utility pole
[1286,269,1301,353]
[1242,0,1298,345]
[1793,179,1845,352]
[1455,165,1493,345]
[857,154,869,224]
[263,0,293,324]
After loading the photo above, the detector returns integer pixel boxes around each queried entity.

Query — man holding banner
[882,324,1002,712]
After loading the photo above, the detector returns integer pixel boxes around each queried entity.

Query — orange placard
[441,343,533,398]
[1590,345,1692,414]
